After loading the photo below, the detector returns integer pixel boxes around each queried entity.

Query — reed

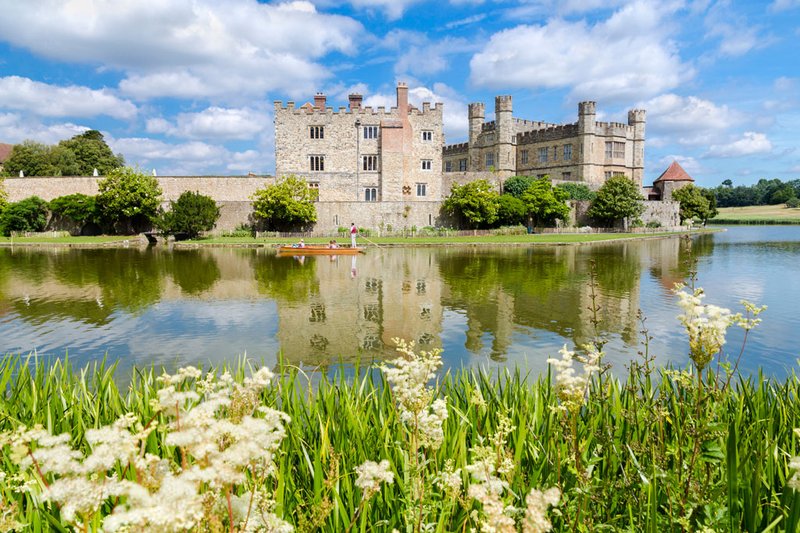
[1,347,799,532]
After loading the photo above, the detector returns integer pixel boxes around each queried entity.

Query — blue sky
[0,0,798,187]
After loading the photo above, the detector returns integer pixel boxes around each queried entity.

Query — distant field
[710,204,800,224]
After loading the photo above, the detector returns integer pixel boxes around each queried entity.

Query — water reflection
[0,228,796,378]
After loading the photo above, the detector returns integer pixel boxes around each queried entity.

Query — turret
[577,101,597,183]
[494,95,513,174]
[628,109,646,186]
[467,102,485,171]
[578,101,596,133]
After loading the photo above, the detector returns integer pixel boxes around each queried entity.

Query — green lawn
[710,204,800,224]
[0,235,138,244]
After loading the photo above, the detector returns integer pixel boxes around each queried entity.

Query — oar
[361,236,382,249]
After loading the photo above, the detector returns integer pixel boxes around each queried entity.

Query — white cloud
[469,1,692,102]
[346,0,423,19]
[643,93,741,145]
[0,113,90,144]
[706,132,773,158]
[703,1,765,57]
[0,0,363,100]
[656,154,705,175]
[0,76,136,119]
[145,106,270,140]
[389,32,478,78]
[770,0,800,11]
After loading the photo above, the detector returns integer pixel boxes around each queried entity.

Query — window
[310,155,324,171]
[604,171,612,180]
[310,126,324,139]
[421,130,433,141]
[486,152,494,167]
[538,147,548,163]
[563,144,573,160]
[458,158,467,171]
[363,125,378,139]
[521,149,529,165]
[421,159,432,171]
[552,145,558,161]
[362,155,378,171]
[308,182,319,200]
[484,133,494,142]
[416,183,427,197]
[364,187,377,202]
[445,161,453,172]
[562,172,572,181]
[605,141,625,158]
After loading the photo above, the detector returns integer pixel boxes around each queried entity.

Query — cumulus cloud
[0,76,136,119]
[0,0,363,100]
[643,93,742,145]
[703,1,766,57]
[345,0,424,19]
[770,0,800,11]
[656,154,705,175]
[145,106,270,140]
[0,113,90,144]
[706,132,773,158]
[385,31,479,78]
[469,1,692,102]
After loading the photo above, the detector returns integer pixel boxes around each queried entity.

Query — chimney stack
[313,92,326,110]
[348,93,363,111]
[396,82,408,115]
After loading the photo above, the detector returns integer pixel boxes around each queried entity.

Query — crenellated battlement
[273,101,442,116]
[517,124,580,144]
[594,121,634,137]
[443,142,469,154]
[481,121,496,132]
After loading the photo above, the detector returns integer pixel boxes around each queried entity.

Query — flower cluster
[522,487,560,533]
[382,338,448,450]
[547,344,602,414]
[466,451,515,533]
[355,459,395,501]
[674,285,735,371]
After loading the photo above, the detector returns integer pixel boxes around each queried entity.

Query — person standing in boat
[350,223,358,248]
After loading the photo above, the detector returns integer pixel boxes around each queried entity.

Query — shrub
[557,182,596,200]
[251,175,317,230]
[49,194,99,225]
[492,225,527,235]
[159,191,221,239]
[786,197,800,208]
[588,175,644,226]
[0,196,49,236]
[96,166,162,234]
[646,220,662,228]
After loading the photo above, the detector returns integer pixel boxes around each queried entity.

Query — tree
[496,194,527,226]
[58,130,124,176]
[672,184,714,224]
[520,177,570,227]
[160,191,221,239]
[96,167,163,234]
[0,177,7,213]
[442,179,499,229]
[502,175,535,198]
[587,175,644,227]
[49,194,99,230]
[0,196,49,236]
[3,141,60,176]
[557,182,596,201]
[251,175,317,230]
[721,179,733,188]
[768,184,796,205]
[702,188,718,221]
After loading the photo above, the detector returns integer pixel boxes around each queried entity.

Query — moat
[1,226,798,378]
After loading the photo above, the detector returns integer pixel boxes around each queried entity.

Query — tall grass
[1,352,799,532]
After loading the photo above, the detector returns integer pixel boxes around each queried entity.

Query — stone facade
[274,83,444,203]
[443,97,646,190]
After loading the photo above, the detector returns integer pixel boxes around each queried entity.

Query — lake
[1,226,798,378]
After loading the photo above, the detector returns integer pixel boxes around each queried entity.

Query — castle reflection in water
[0,236,711,367]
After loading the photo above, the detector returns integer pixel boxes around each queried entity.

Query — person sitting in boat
[292,239,305,248]
[328,239,339,249]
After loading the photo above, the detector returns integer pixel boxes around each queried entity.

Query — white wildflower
[547,344,601,414]
[103,474,204,532]
[789,454,800,491]
[45,475,121,523]
[355,459,394,500]
[522,487,560,533]
[674,285,735,371]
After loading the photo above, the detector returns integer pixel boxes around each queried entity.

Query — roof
[0,143,12,163]
[654,160,695,183]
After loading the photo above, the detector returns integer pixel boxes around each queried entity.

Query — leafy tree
[96,167,163,234]
[721,179,733,188]
[520,177,570,226]
[768,184,796,205]
[0,196,49,236]
[251,175,317,230]
[672,184,714,223]
[160,191,221,239]
[786,197,800,208]
[702,188,718,220]
[442,179,499,229]
[3,141,60,176]
[502,175,535,198]
[496,194,527,226]
[557,182,596,201]
[49,194,99,226]
[58,130,124,176]
[587,175,644,227]
[0,177,7,213]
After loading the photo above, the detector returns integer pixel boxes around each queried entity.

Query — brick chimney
[396,82,408,115]
[313,92,326,110]
[348,93,363,111]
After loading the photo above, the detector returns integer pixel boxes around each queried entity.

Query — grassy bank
[0,235,139,246]
[1,347,798,531]
[709,205,800,224]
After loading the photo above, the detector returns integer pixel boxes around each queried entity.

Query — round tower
[468,102,485,172]
[494,95,514,174]
[628,109,646,187]
[577,101,598,185]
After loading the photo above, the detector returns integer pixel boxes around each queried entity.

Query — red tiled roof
[654,160,694,182]
[0,143,12,163]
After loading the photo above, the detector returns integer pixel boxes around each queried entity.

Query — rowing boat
[276,245,365,256]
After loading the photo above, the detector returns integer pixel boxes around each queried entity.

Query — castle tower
[468,102,485,171]
[494,95,514,176]
[577,101,597,184]
[628,109,646,187]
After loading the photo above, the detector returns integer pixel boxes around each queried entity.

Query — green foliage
[520,176,571,226]
[588,175,645,225]
[769,184,797,205]
[672,184,716,223]
[3,131,123,177]
[49,194,98,225]
[711,178,800,207]
[702,187,719,220]
[502,175,535,198]
[159,190,221,239]
[96,167,163,234]
[0,177,7,212]
[786,197,800,208]
[646,220,662,228]
[58,130,124,176]
[251,175,317,230]
[0,196,49,235]
[442,179,500,228]
[496,194,527,226]
[557,182,596,200]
